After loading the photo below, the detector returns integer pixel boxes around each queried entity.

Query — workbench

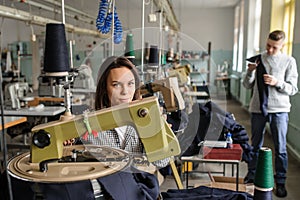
[1,106,65,150]
[0,116,27,131]
[1,106,65,117]
[181,144,242,191]
[0,116,27,152]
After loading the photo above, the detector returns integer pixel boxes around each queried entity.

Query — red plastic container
[203,144,243,160]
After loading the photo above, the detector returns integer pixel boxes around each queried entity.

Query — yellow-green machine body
[30,96,181,164]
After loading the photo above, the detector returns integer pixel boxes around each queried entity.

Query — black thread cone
[148,45,159,66]
[44,23,70,76]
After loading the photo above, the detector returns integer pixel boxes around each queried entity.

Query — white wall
[0,19,32,48]
[115,4,235,52]
[177,7,235,51]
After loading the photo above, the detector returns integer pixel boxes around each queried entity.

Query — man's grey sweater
[243,51,298,113]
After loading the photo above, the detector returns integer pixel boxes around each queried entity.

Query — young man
[243,30,298,198]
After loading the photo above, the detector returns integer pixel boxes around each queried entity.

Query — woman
[1,57,163,200]
[81,56,166,200]
[82,56,169,166]
[82,56,144,155]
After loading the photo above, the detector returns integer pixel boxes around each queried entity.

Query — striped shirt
[81,125,170,168]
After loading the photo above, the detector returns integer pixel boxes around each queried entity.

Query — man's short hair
[269,30,286,41]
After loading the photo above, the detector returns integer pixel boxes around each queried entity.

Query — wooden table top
[0,116,27,130]
[184,91,209,97]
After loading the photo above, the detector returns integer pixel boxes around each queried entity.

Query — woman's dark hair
[95,56,140,110]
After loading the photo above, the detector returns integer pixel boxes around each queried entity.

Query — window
[232,5,240,71]
[253,0,262,53]
[283,0,295,55]
[237,0,244,73]
[232,0,244,72]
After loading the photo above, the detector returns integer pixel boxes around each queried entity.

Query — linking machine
[140,77,185,112]
[7,96,181,182]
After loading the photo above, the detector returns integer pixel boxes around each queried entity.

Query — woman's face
[106,67,136,106]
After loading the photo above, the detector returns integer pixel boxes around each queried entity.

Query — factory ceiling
[0,0,239,36]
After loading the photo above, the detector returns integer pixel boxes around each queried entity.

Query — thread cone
[254,147,274,189]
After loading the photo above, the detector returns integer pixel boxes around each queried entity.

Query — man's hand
[247,59,259,71]
[263,74,278,86]
[248,63,257,71]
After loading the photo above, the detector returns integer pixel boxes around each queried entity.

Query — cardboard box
[203,144,242,160]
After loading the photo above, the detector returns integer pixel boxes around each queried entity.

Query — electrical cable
[0,17,13,200]
[96,0,123,44]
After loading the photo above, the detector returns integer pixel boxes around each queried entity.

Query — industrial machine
[4,82,33,110]
[7,96,181,182]
[72,64,95,90]
[38,74,65,97]
[140,77,185,112]
[168,64,191,86]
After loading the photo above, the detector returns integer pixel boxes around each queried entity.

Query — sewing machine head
[38,75,66,97]
[4,82,33,109]
[168,64,191,85]
[140,77,185,112]
[73,64,96,90]
[30,96,180,165]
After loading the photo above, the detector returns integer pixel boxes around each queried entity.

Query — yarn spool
[144,42,150,63]
[43,23,70,76]
[253,147,274,200]
[6,51,12,72]
[161,53,166,65]
[148,45,159,67]
[124,33,135,64]
[166,48,174,63]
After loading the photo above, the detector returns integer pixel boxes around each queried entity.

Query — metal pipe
[21,0,93,25]
[69,40,73,69]
[159,10,162,67]
[61,0,65,24]
[153,0,179,31]
[39,0,95,20]
[24,0,94,24]
[141,0,145,83]
[0,5,106,37]
[111,0,115,56]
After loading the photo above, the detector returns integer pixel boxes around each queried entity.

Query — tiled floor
[160,98,300,200]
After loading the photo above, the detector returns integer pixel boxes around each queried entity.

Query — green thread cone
[125,33,135,58]
[254,147,274,189]
[161,54,166,65]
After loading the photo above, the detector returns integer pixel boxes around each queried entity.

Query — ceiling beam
[0,5,106,38]
[153,0,180,31]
